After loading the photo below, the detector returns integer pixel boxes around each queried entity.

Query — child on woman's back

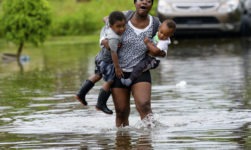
[76,11,126,114]
[121,19,176,86]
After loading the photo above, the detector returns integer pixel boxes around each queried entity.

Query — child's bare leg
[96,81,113,114]
[102,81,113,91]
[76,74,102,106]
[88,74,102,83]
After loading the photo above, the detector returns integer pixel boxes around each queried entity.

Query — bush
[2,0,51,46]
[50,9,98,35]
[1,0,52,64]
[48,0,135,36]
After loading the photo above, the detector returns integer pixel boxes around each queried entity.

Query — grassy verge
[0,0,158,36]
[48,0,158,35]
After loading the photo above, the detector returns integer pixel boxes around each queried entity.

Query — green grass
[47,0,158,35]
[49,0,158,18]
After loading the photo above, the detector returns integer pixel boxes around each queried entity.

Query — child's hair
[109,11,126,26]
[164,19,176,31]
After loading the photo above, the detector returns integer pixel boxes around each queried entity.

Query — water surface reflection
[0,37,250,149]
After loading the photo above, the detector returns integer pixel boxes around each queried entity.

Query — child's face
[110,20,126,36]
[157,23,175,40]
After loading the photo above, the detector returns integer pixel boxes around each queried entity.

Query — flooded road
[0,37,251,149]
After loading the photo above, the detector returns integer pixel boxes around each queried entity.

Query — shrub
[1,0,52,64]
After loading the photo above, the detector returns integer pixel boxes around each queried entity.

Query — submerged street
[0,37,250,149]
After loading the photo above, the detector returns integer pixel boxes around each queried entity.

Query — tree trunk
[17,42,24,73]
[17,42,24,61]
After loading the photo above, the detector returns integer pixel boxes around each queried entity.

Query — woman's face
[134,0,153,17]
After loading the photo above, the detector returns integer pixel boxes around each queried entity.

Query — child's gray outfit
[76,24,121,115]
[95,25,122,82]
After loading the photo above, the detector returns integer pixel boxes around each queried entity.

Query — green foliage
[50,9,97,35]
[48,0,135,36]
[0,0,158,37]
[2,0,52,46]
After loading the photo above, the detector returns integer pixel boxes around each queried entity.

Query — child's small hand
[160,51,166,57]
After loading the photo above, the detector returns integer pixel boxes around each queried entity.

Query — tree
[2,0,51,64]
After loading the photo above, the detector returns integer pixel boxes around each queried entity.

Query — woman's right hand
[115,67,124,79]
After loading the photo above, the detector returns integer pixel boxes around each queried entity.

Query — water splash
[175,80,187,88]
[134,113,166,130]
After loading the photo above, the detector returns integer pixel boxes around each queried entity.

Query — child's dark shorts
[94,59,102,76]
[99,61,115,82]
[111,70,151,88]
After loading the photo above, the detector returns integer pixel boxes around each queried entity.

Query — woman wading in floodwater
[102,0,163,127]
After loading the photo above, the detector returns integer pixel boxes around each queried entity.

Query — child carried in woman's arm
[76,11,126,114]
[121,19,176,86]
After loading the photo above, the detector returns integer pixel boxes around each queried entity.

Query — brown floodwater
[0,37,250,149]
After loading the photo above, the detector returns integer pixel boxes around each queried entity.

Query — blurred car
[243,0,251,13]
[241,0,251,36]
[157,0,244,35]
